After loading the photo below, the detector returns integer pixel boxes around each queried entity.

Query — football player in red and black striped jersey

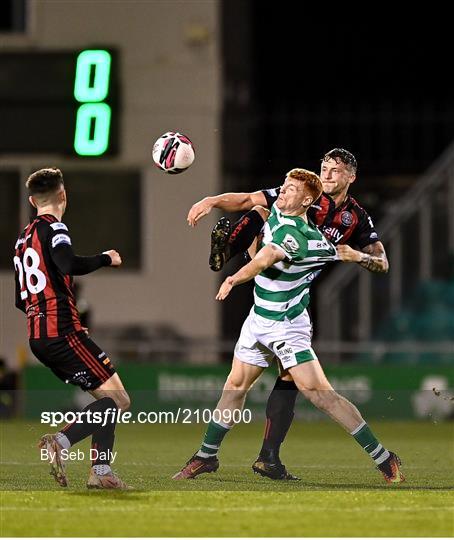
[186,149,402,484]
[14,168,130,489]
[188,148,388,274]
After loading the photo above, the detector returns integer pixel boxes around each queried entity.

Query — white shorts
[234,308,317,370]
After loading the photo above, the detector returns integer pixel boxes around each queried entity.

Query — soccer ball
[152,131,195,174]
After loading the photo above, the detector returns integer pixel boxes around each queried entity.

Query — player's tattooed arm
[337,241,389,273]
[359,241,389,273]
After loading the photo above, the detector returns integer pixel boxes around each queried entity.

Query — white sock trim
[350,420,367,436]
[370,444,383,458]
[375,450,390,465]
[212,420,232,430]
[202,443,219,449]
[55,432,71,450]
[196,451,215,459]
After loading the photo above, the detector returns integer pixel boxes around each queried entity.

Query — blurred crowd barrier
[10,362,454,421]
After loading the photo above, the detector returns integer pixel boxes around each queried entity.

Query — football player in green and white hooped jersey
[252,201,336,325]
[173,168,404,484]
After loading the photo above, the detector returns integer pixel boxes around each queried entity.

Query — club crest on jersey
[281,234,299,253]
[341,211,353,226]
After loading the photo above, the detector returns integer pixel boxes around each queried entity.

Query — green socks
[196,420,231,458]
[351,421,390,465]
[196,420,390,465]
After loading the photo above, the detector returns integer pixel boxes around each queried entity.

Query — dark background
[221,2,453,342]
[223,2,451,182]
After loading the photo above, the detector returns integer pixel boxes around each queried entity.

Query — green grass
[1,420,453,536]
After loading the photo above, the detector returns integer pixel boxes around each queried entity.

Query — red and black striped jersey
[261,188,379,249]
[14,214,111,339]
[14,214,82,339]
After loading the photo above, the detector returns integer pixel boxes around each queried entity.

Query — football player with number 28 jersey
[14,168,130,490]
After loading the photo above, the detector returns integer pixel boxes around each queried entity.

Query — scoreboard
[0,48,119,157]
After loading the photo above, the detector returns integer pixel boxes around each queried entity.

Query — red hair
[286,168,323,204]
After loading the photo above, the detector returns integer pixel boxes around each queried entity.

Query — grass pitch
[1,420,453,537]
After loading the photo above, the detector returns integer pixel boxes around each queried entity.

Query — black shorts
[29,330,116,391]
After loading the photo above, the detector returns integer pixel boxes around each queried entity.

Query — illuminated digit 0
[73,49,112,156]
[74,103,111,156]
[74,50,111,102]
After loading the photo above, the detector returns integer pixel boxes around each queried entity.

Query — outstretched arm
[336,241,389,273]
[216,244,285,300]
[187,190,268,227]
[51,244,121,275]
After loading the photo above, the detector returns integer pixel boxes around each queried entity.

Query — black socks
[259,378,299,459]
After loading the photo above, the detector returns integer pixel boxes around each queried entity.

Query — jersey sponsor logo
[274,341,296,368]
[51,233,72,248]
[315,239,331,249]
[281,234,299,253]
[341,211,353,226]
[322,227,344,244]
[275,342,292,354]
[50,222,69,231]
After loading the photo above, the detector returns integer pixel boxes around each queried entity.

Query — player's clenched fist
[336,244,362,263]
[103,250,122,266]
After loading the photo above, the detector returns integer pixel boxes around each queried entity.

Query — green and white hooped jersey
[254,204,337,321]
